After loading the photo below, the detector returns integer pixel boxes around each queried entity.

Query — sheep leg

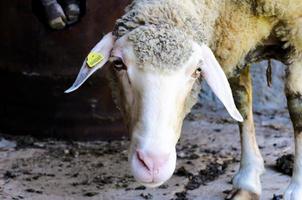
[284,59,302,200]
[41,0,66,29]
[62,0,80,24]
[226,66,264,200]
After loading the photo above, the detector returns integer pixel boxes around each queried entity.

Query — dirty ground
[0,106,294,200]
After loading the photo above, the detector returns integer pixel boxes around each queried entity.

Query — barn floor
[0,107,294,200]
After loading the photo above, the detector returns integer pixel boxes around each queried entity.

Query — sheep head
[65,26,243,187]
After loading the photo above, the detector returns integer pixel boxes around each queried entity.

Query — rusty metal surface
[0,0,131,140]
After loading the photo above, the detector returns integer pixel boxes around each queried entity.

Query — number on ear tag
[87,52,104,68]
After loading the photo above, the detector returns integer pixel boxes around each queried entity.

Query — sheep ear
[65,33,115,93]
[197,44,243,122]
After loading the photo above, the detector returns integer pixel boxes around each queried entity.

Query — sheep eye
[192,67,202,78]
[111,57,127,71]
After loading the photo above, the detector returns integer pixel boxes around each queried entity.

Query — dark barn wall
[0,0,131,140]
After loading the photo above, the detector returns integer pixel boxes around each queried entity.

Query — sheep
[65,0,302,199]
[40,0,80,29]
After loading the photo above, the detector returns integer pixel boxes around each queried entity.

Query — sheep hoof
[49,17,66,30]
[44,3,66,30]
[225,189,259,200]
[65,3,80,24]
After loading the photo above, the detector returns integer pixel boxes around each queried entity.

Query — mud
[272,194,283,200]
[175,161,230,191]
[276,154,294,176]
[0,107,296,200]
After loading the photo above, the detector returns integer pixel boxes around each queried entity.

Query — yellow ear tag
[87,52,104,68]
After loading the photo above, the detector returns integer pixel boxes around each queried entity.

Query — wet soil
[276,154,294,176]
[0,107,295,200]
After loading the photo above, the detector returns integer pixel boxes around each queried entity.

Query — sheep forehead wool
[113,0,212,45]
[127,25,193,71]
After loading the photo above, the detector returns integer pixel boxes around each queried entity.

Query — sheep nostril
[136,150,151,171]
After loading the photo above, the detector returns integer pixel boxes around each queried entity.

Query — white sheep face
[65,30,243,187]
[110,36,203,186]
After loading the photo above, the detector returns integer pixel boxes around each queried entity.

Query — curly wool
[113,0,219,44]
[114,0,302,66]
[253,0,302,57]
[127,25,193,71]
[112,0,223,72]
[254,0,302,19]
